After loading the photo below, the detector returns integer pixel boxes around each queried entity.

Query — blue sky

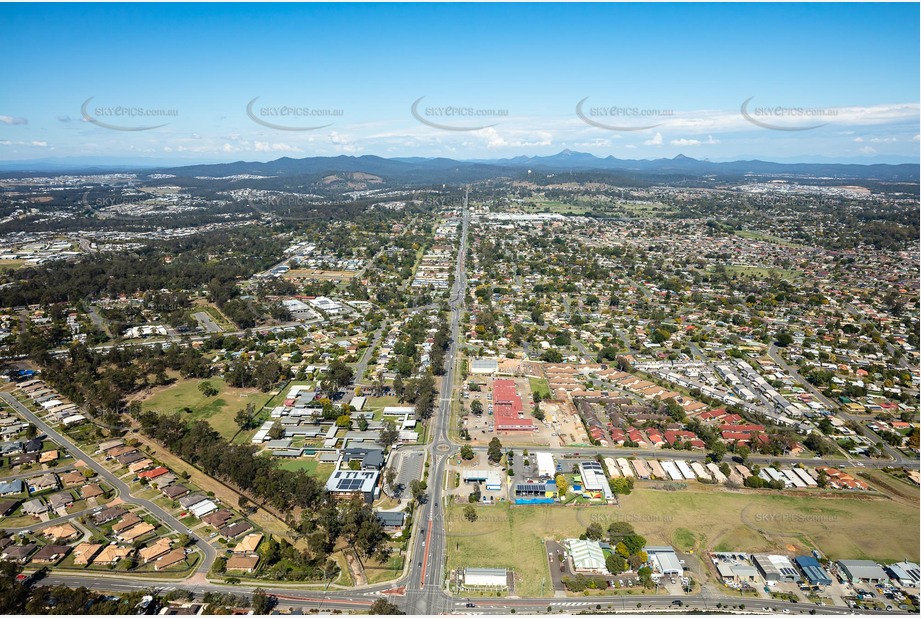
[1,3,918,164]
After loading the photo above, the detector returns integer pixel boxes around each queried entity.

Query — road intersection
[10,190,915,614]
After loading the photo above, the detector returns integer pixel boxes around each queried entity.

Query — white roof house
[189,500,218,518]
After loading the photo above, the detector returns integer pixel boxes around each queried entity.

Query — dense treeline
[137,411,323,512]
[0,560,149,614]
[0,227,285,307]
[135,411,391,569]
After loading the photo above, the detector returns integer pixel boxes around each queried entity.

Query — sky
[0,2,919,165]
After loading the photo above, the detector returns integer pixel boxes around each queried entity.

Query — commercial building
[837,560,889,584]
[493,379,534,431]
[886,562,920,588]
[462,568,509,588]
[535,452,556,478]
[578,461,614,502]
[646,546,683,576]
[794,556,832,586]
[461,469,502,491]
[566,539,607,573]
[752,554,801,583]
[325,469,380,503]
[470,358,499,375]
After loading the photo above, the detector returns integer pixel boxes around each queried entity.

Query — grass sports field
[277,457,336,481]
[140,377,271,440]
[446,487,919,597]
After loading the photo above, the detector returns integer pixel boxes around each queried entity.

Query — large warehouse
[837,560,890,584]
[752,554,801,583]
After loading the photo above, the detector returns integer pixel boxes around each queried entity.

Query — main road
[14,191,914,615]
[402,188,470,615]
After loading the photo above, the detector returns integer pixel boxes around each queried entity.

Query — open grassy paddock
[446,486,919,598]
[734,229,803,248]
[140,376,272,440]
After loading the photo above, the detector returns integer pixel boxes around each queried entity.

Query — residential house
[225,554,259,573]
[31,544,70,564]
[72,542,103,566]
[94,544,132,565]
[47,490,74,511]
[201,509,234,528]
[0,479,24,496]
[139,538,173,564]
[41,522,79,542]
[21,498,48,517]
[161,484,190,500]
[2,542,38,563]
[219,520,253,539]
[112,513,142,535]
[93,505,128,524]
[118,522,156,542]
[81,484,105,500]
[154,548,188,571]
[27,472,59,494]
[232,533,263,554]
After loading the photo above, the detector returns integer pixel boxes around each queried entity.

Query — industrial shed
[752,554,801,583]
[837,560,889,584]
[794,556,832,586]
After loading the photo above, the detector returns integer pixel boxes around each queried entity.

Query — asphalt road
[10,189,916,615]
[0,392,217,575]
[768,343,906,463]
[192,311,223,334]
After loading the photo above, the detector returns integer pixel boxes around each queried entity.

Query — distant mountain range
[1,151,918,182]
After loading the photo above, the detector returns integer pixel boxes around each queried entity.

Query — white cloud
[670,138,700,147]
[643,132,663,146]
[0,139,46,147]
[254,141,301,153]
[476,127,553,150]
[0,115,27,125]
[857,146,877,155]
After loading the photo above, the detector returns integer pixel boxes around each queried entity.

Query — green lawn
[366,395,401,410]
[0,259,28,271]
[447,487,920,598]
[734,229,803,248]
[141,377,272,440]
[277,458,336,481]
[528,377,551,400]
[722,265,801,281]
